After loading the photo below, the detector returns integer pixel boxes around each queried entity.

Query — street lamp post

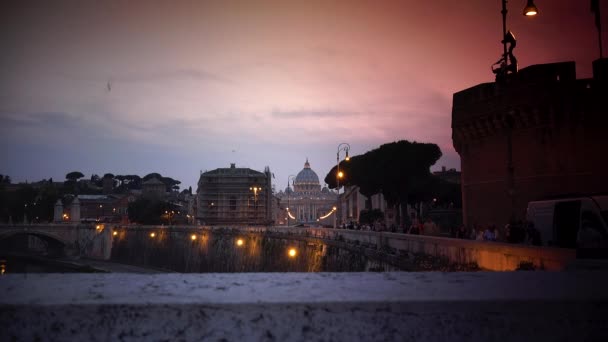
[496,0,538,220]
[494,0,538,80]
[335,143,350,229]
[286,175,295,226]
[250,186,262,224]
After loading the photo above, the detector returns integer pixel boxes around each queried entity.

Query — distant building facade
[452,59,608,228]
[275,159,336,225]
[196,163,272,225]
[54,194,135,223]
[433,166,461,184]
[142,177,166,199]
[339,185,397,227]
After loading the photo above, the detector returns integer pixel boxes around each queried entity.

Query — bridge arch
[0,230,68,257]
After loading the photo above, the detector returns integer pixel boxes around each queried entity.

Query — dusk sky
[1,0,605,192]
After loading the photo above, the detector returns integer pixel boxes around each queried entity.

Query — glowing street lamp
[288,248,297,258]
[236,238,244,247]
[286,175,296,226]
[250,186,262,223]
[494,0,539,79]
[250,186,262,196]
[191,234,197,241]
[522,0,539,16]
[335,143,350,229]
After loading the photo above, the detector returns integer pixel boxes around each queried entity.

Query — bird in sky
[106,82,112,92]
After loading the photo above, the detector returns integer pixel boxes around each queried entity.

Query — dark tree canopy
[324,140,443,206]
[128,198,175,225]
[160,177,180,192]
[103,173,115,179]
[143,173,162,182]
[359,209,384,225]
[65,171,84,181]
[142,173,181,192]
[114,175,143,193]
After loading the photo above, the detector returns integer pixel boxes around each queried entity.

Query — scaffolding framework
[196,165,272,225]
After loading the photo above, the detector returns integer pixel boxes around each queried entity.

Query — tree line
[0,171,185,224]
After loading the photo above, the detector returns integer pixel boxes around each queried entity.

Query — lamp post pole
[335,143,350,229]
[250,186,261,224]
[591,0,603,58]
[287,175,295,226]
[501,0,508,65]
[499,1,537,220]
[495,0,538,78]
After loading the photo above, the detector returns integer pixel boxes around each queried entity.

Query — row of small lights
[285,206,336,222]
[318,206,337,220]
[234,238,297,258]
[112,232,298,258]
[285,208,296,220]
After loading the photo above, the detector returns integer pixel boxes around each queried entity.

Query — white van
[526,196,608,254]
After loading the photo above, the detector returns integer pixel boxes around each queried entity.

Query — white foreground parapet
[1,272,608,341]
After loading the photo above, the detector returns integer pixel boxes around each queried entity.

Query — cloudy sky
[1,0,605,191]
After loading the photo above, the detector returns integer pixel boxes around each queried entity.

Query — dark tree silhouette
[90,174,101,184]
[325,140,442,226]
[143,173,162,182]
[128,198,175,225]
[161,177,180,192]
[115,175,142,192]
[65,171,84,181]
[359,209,384,225]
[33,182,60,222]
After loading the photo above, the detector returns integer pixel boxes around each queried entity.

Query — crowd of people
[404,214,440,236]
[448,221,542,245]
[337,221,394,232]
[337,212,543,246]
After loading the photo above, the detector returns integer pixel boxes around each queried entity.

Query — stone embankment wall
[252,227,576,271]
[1,224,576,271]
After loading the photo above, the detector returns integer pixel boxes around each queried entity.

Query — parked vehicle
[526,195,608,256]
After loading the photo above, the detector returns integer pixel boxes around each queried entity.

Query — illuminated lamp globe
[523,0,538,16]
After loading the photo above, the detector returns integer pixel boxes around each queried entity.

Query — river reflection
[111,228,395,272]
[0,256,84,273]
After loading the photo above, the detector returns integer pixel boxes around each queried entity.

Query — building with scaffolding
[196,163,273,225]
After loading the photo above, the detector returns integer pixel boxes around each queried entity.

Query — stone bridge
[0,224,576,271]
[0,224,112,259]
[251,227,576,271]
